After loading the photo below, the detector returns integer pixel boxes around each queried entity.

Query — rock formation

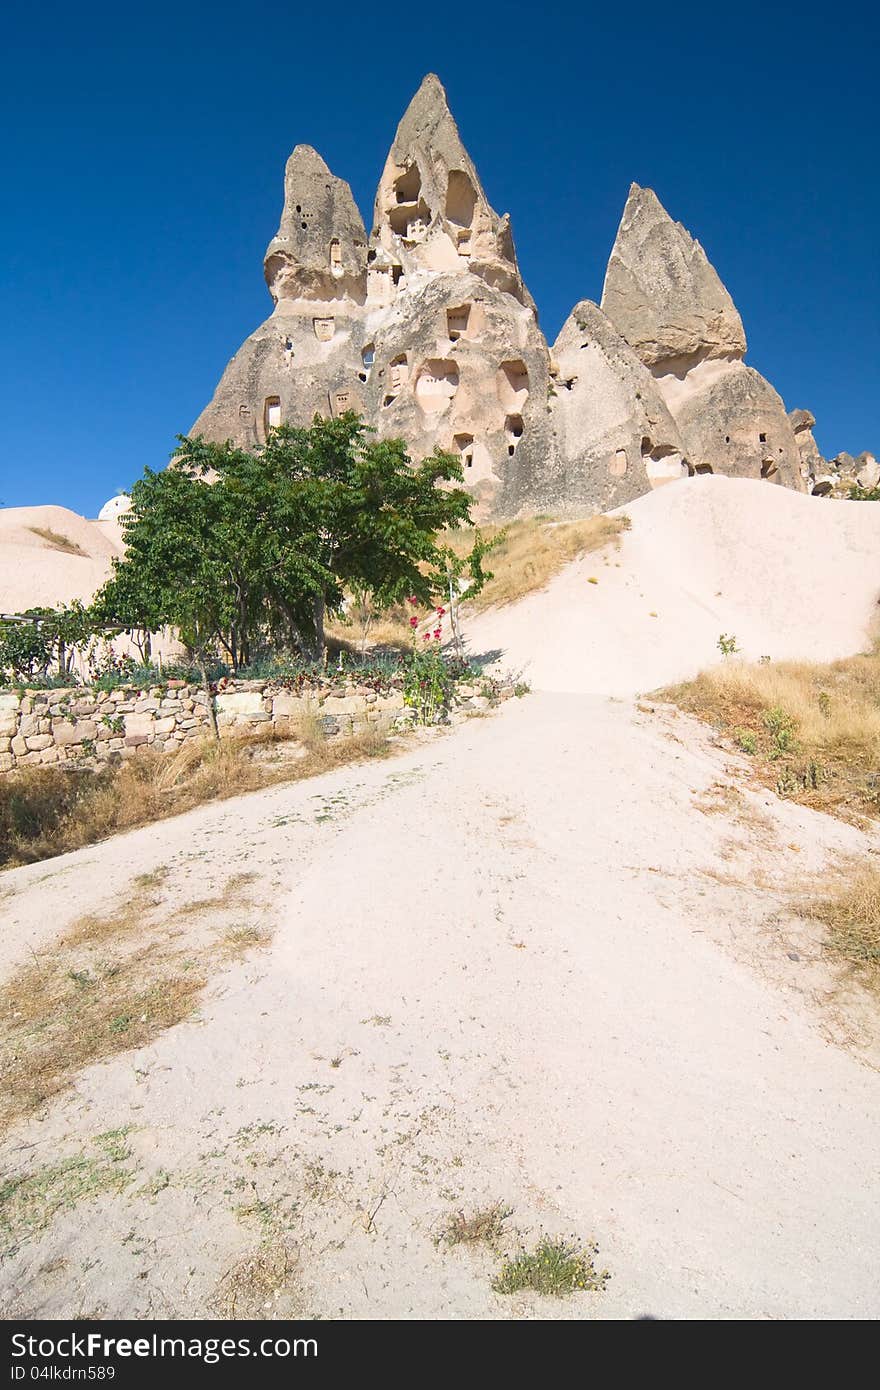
[600,184,746,370]
[188,77,871,519]
[362,75,557,516]
[191,78,557,517]
[191,145,371,445]
[551,300,689,511]
[600,184,805,491]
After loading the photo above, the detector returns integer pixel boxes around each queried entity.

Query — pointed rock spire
[370,74,526,302]
[600,184,746,369]
[264,144,367,304]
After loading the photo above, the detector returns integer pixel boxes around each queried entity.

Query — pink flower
[407,595,418,606]
[409,616,418,628]
[433,628,441,639]
[423,632,431,642]
[436,606,445,617]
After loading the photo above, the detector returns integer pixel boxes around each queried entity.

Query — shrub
[493,1237,609,1297]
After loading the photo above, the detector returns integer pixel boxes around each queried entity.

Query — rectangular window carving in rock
[446,170,476,227]
[264,397,282,432]
[329,239,342,268]
[456,229,471,257]
[313,317,335,342]
[496,360,529,411]
[367,266,393,305]
[415,359,460,413]
[362,343,375,368]
[505,414,524,455]
[389,354,408,391]
[447,305,471,340]
[394,165,422,204]
[454,433,474,468]
[609,448,628,477]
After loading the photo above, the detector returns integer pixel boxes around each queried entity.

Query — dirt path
[2,693,879,1320]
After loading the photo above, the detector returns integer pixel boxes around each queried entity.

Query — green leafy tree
[0,603,97,684]
[97,414,486,667]
[254,415,482,657]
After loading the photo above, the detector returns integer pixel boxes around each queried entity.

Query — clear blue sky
[1,0,877,515]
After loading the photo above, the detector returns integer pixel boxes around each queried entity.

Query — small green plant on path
[763,706,796,758]
[493,1236,609,1297]
[717,633,739,657]
[735,728,757,754]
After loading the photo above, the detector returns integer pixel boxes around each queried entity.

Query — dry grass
[327,601,412,654]
[214,1239,302,1319]
[26,526,87,557]
[440,1203,512,1249]
[0,724,392,869]
[327,514,628,647]
[0,873,263,1131]
[800,861,880,994]
[664,651,880,822]
[447,513,629,612]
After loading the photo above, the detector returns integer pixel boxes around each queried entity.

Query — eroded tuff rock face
[191,145,371,447]
[551,301,689,511]
[600,184,805,491]
[789,408,826,490]
[189,78,861,517]
[364,74,557,516]
[601,184,746,371]
[191,78,557,517]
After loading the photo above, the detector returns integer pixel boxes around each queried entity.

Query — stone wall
[0,676,411,774]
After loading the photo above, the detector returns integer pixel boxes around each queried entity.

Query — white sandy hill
[465,476,880,695]
[0,504,123,612]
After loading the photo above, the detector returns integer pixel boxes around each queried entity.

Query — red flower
[409,616,418,628]
[407,595,418,606]
[436,606,445,617]
[433,628,441,639]
[422,632,431,642]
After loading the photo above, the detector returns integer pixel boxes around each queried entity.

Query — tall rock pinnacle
[264,144,368,304]
[598,184,804,489]
[359,74,558,516]
[370,73,527,304]
[601,184,746,370]
[191,146,371,449]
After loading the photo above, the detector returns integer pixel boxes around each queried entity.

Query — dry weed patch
[0,874,264,1130]
[665,651,880,822]
[440,1202,512,1249]
[0,724,392,870]
[214,1239,302,1319]
[26,527,87,557]
[447,514,628,612]
[800,861,880,994]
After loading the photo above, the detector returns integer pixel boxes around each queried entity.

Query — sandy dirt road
[2,691,879,1320]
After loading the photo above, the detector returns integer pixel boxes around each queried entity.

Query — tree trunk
[312,593,326,667]
[199,657,219,741]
